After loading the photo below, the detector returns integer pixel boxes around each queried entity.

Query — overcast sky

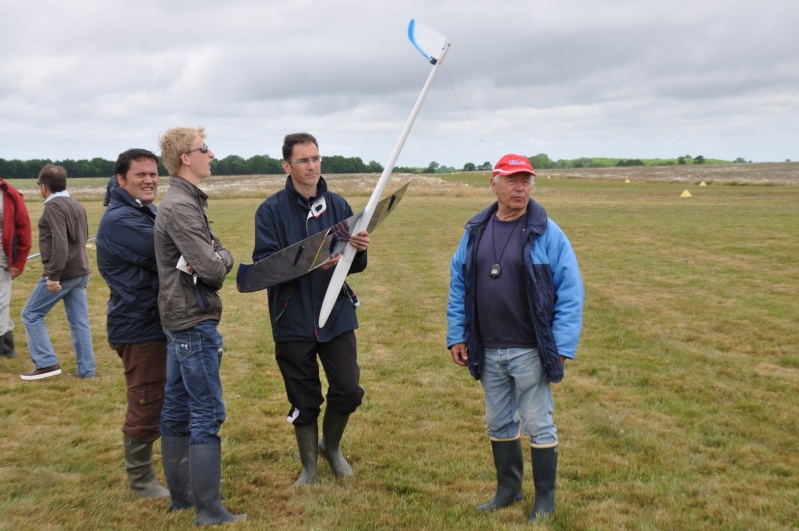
[2,0,797,169]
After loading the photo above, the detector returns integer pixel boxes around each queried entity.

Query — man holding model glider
[252,132,370,487]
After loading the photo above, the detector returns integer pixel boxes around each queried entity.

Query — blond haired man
[154,127,245,525]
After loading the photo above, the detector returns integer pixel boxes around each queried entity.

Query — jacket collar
[169,175,208,202]
[465,198,548,235]
[109,185,157,216]
[285,175,328,205]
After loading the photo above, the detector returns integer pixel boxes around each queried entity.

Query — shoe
[21,365,62,380]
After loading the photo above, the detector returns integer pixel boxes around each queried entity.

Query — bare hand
[9,267,22,280]
[348,231,370,252]
[450,343,469,367]
[46,279,61,292]
[319,255,341,271]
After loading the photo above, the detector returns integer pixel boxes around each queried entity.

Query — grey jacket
[154,176,233,331]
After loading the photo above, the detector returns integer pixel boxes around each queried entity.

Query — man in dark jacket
[20,164,95,380]
[96,148,169,499]
[252,132,370,487]
[154,126,245,525]
[0,177,32,359]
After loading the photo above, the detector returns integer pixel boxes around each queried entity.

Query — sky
[2,0,798,169]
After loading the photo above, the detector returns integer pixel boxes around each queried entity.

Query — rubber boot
[190,444,247,526]
[162,436,193,511]
[1,330,15,358]
[292,422,318,487]
[528,446,558,522]
[123,434,170,498]
[476,439,524,511]
[319,409,353,477]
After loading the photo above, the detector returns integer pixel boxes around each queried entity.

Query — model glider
[316,19,450,327]
[236,180,410,293]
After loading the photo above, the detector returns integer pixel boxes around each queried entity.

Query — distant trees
[0,153,388,179]
[616,159,644,167]
[0,157,116,179]
[1,151,753,180]
[425,161,440,173]
[529,153,555,169]
[676,154,707,165]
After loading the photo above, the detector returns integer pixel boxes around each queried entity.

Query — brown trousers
[112,340,167,443]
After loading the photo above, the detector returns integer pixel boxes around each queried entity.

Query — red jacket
[0,179,32,272]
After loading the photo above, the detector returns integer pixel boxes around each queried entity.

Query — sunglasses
[185,144,209,155]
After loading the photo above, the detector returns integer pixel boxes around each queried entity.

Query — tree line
[0,154,387,180]
[1,152,745,180]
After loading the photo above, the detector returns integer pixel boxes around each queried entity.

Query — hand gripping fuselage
[236,180,410,293]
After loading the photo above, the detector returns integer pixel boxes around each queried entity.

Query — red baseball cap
[492,154,536,178]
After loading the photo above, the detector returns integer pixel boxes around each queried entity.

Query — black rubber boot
[528,446,558,522]
[124,434,170,498]
[161,436,193,511]
[292,422,319,487]
[319,410,353,477]
[1,330,15,358]
[190,444,246,526]
[476,439,524,511]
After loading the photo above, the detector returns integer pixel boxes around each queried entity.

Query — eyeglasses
[36,181,43,186]
[288,156,322,167]
[185,144,209,155]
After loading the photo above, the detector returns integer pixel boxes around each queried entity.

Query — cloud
[1,0,798,167]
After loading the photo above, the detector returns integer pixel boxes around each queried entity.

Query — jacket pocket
[272,287,295,323]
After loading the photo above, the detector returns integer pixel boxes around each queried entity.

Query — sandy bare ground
[19,162,799,201]
[536,161,799,185]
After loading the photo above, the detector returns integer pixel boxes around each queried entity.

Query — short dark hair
[38,164,67,193]
[115,148,159,179]
[282,133,318,162]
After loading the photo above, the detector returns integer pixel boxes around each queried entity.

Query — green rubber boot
[319,410,353,477]
[476,439,524,511]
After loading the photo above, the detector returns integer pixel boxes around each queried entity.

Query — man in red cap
[447,153,584,522]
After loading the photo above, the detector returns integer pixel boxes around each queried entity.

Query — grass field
[1,164,798,529]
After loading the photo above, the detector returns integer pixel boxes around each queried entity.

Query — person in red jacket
[0,178,32,358]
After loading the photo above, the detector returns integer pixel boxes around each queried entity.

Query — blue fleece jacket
[447,198,584,382]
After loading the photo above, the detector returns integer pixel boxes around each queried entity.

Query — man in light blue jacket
[447,153,584,523]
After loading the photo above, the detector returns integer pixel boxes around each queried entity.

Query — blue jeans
[21,275,96,377]
[160,320,227,446]
[480,348,557,446]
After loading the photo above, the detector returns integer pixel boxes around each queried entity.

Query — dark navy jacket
[96,186,165,344]
[447,199,584,383]
[253,176,367,343]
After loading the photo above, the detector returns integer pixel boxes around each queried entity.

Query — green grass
[1,176,798,530]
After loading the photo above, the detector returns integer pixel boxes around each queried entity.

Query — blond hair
[159,126,206,176]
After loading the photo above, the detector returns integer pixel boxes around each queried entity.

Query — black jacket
[96,186,165,344]
[253,176,367,342]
